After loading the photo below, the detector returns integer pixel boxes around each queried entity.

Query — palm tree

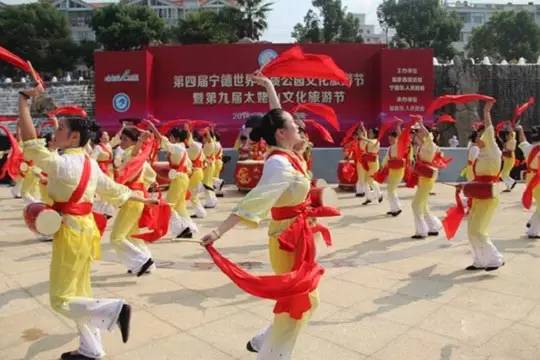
[236,0,273,40]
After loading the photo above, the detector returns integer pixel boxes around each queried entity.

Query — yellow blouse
[418,133,437,163]
[232,149,310,238]
[22,139,131,207]
[475,125,502,176]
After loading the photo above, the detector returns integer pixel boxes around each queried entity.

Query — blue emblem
[258,49,278,67]
[112,93,130,113]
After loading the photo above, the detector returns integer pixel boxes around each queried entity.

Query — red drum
[463,182,496,199]
[235,160,264,192]
[24,202,62,236]
[337,160,357,190]
[152,161,171,187]
[309,187,338,208]
[311,178,328,188]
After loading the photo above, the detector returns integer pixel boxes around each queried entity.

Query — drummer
[18,83,155,360]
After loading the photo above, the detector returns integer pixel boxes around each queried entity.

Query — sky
[2,0,538,43]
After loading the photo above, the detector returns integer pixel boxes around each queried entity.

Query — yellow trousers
[387,168,404,212]
[468,197,504,267]
[214,159,223,180]
[465,165,474,182]
[189,168,204,206]
[364,161,381,201]
[50,215,99,313]
[411,176,440,235]
[110,200,151,271]
[501,156,515,189]
[167,173,190,218]
[203,162,215,188]
[254,237,319,358]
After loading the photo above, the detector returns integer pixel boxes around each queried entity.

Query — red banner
[94,44,433,147]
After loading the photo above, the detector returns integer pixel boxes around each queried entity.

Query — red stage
[94,44,433,146]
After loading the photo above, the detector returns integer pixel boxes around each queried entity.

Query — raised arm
[251,71,281,110]
[483,101,495,128]
[18,84,44,141]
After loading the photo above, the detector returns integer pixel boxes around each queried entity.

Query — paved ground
[1,182,540,360]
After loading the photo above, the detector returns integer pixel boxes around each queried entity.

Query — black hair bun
[249,125,263,142]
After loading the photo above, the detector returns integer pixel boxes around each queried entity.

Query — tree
[292,0,363,43]
[0,2,78,77]
[377,0,462,60]
[174,10,239,44]
[466,10,540,62]
[235,0,273,40]
[91,4,168,51]
[78,40,100,68]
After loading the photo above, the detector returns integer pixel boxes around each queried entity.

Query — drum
[234,160,264,192]
[309,187,338,208]
[23,202,62,236]
[463,182,496,199]
[152,161,171,187]
[311,178,328,188]
[337,160,357,190]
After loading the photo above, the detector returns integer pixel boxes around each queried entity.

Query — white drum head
[35,209,61,236]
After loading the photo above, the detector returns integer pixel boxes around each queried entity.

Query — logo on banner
[258,49,278,67]
[112,93,130,113]
[105,69,140,83]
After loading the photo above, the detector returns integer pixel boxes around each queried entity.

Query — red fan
[304,120,334,144]
[0,125,24,180]
[0,46,44,87]
[426,94,495,115]
[512,97,535,126]
[292,103,340,131]
[48,105,87,119]
[340,123,361,146]
[378,117,401,141]
[262,46,351,87]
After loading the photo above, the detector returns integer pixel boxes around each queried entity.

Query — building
[0,0,236,43]
[444,1,540,52]
[351,13,387,44]
[0,2,7,8]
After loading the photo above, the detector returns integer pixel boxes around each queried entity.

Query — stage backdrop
[94,44,433,147]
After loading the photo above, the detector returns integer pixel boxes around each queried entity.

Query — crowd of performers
[0,65,538,359]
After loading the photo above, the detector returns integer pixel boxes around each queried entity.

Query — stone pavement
[1,183,540,360]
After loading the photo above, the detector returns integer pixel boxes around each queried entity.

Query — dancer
[202,128,218,209]
[187,128,207,218]
[377,124,406,216]
[463,101,505,270]
[201,108,337,359]
[358,124,382,205]
[146,120,198,239]
[500,127,517,192]
[18,83,153,360]
[410,119,443,239]
[213,130,225,197]
[517,124,540,238]
[109,126,157,275]
[91,130,115,218]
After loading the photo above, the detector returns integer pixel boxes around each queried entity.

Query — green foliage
[0,2,78,77]
[292,0,363,43]
[466,10,540,62]
[377,0,462,59]
[91,4,168,51]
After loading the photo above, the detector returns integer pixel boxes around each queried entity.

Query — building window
[472,14,483,24]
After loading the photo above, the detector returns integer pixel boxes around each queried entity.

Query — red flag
[304,120,334,144]
[512,97,535,126]
[437,114,456,124]
[426,94,495,115]
[48,105,87,119]
[292,103,340,131]
[262,46,351,87]
[0,46,44,87]
[0,125,24,180]
[397,119,416,159]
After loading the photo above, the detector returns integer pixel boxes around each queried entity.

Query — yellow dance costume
[202,138,218,208]
[362,138,381,202]
[187,138,207,217]
[467,125,504,268]
[110,146,157,273]
[411,134,442,236]
[501,132,516,190]
[382,143,405,213]
[23,140,132,358]
[231,149,318,359]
